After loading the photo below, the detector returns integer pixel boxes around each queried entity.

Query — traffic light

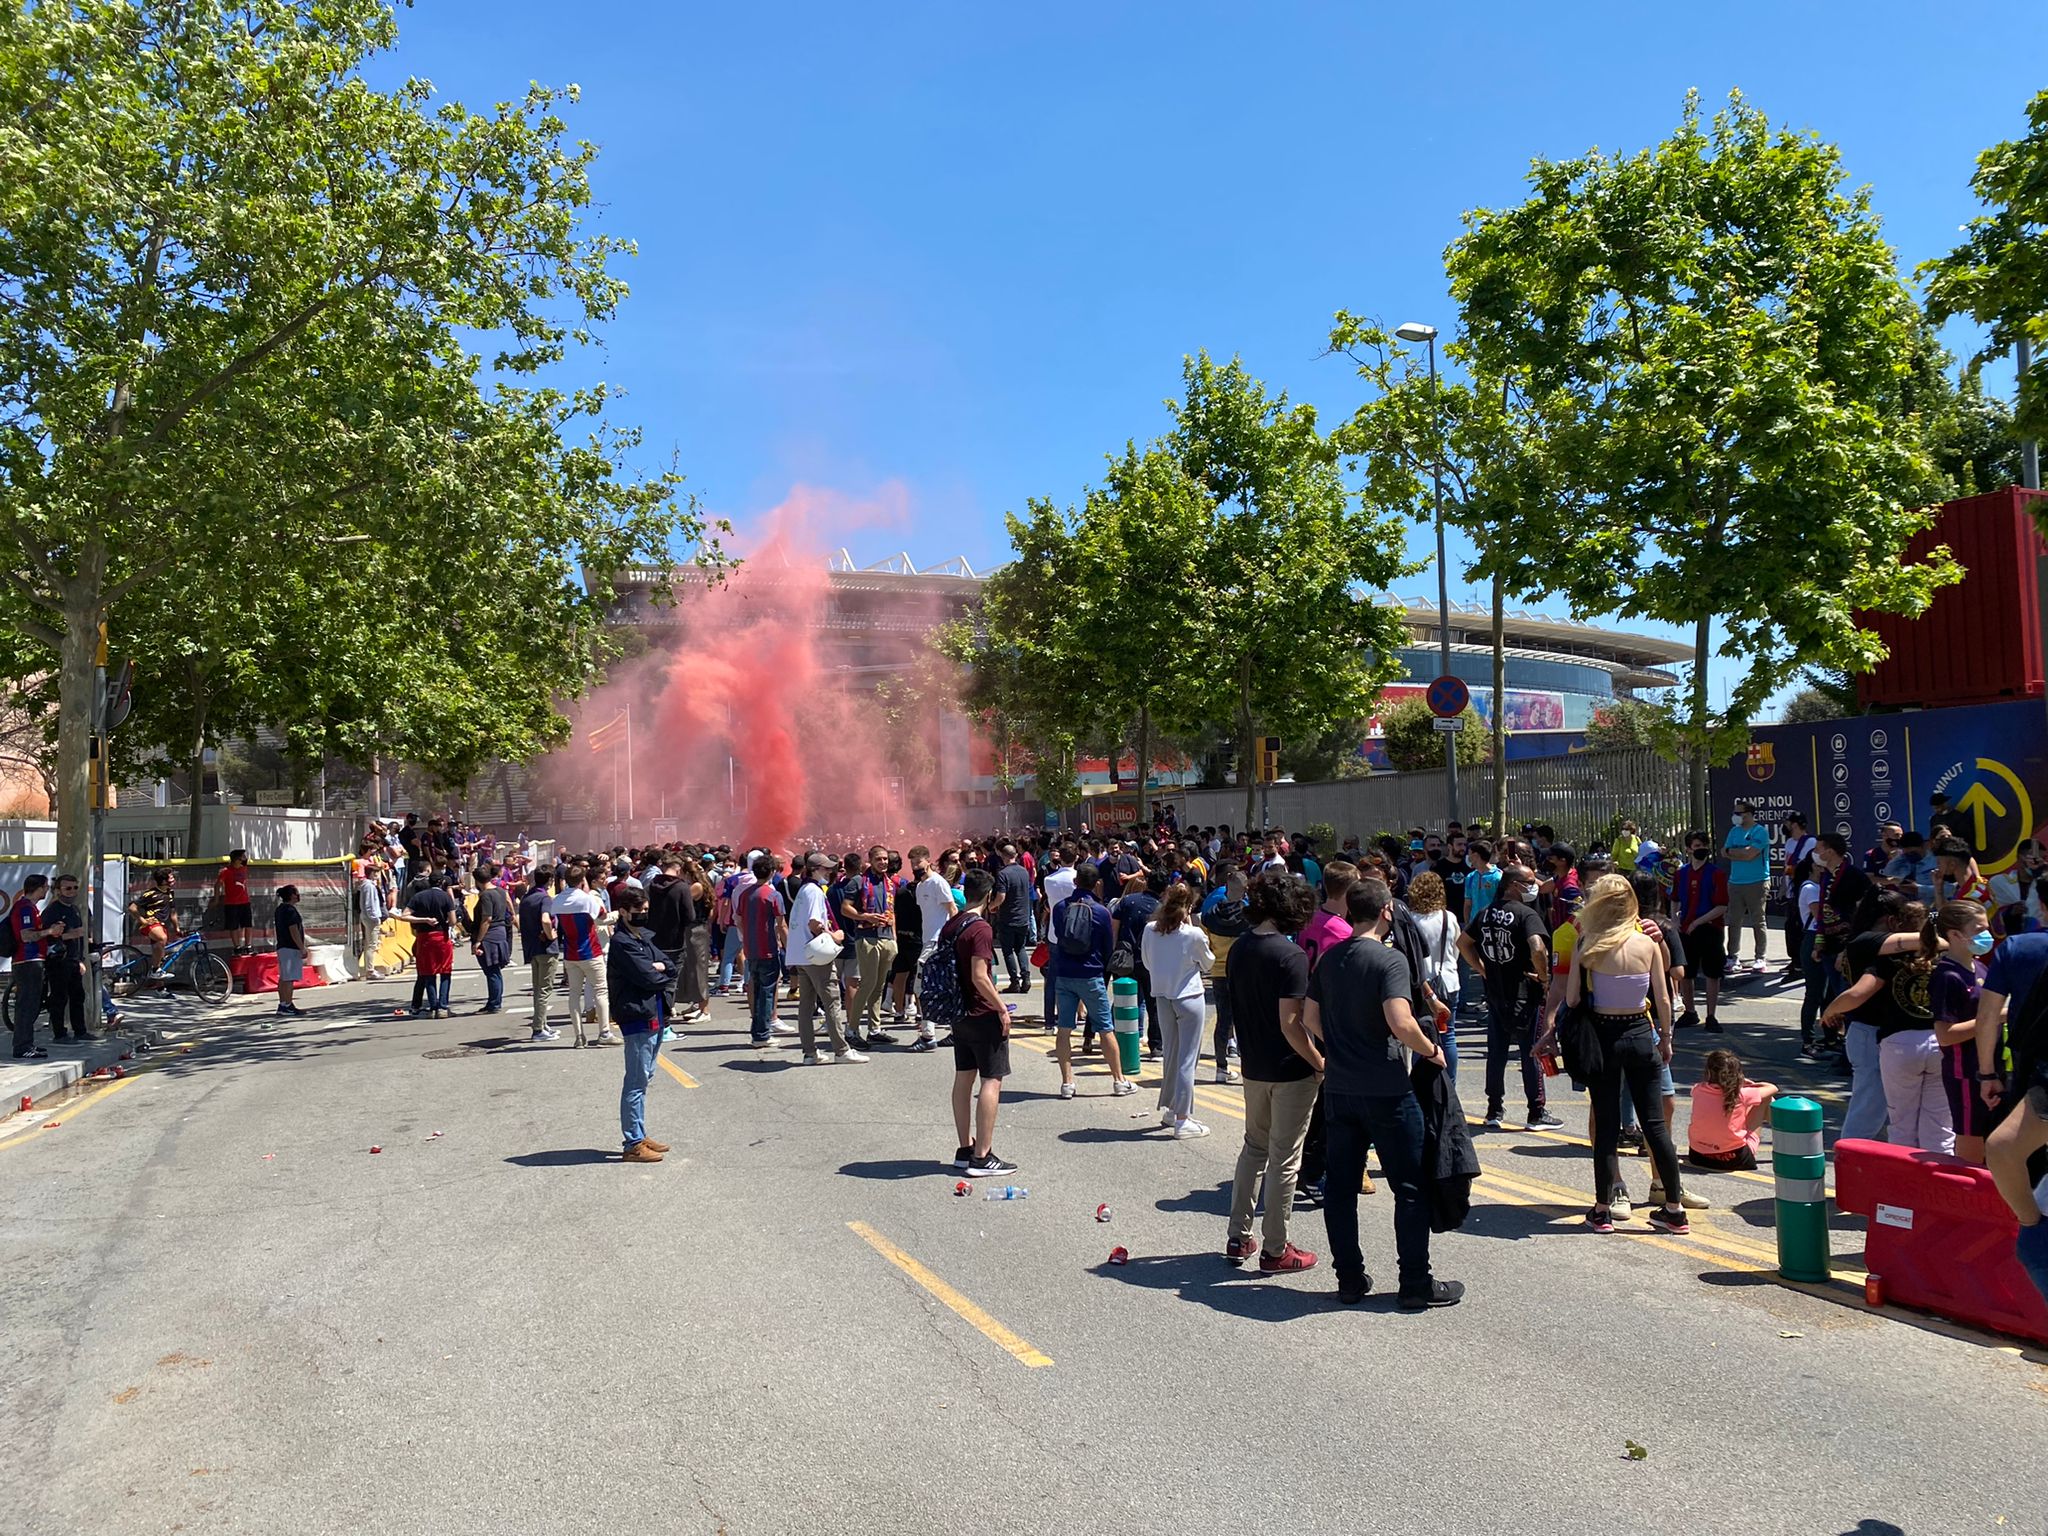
[1256,735,1282,784]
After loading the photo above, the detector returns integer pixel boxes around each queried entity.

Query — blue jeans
[1841,1021,1888,1141]
[1438,1007,1459,1085]
[747,957,781,1042]
[480,961,505,1012]
[1323,1089,1432,1294]
[1055,974,1109,1033]
[718,926,742,990]
[620,1027,660,1147]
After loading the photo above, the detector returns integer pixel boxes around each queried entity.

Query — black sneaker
[951,1145,972,1170]
[1702,1016,1725,1034]
[1337,1275,1373,1305]
[1480,1111,1504,1132]
[1398,1279,1466,1311]
[965,1150,1018,1177]
[1526,1108,1563,1130]
[908,1036,936,1054]
[1647,1206,1690,1235]
[1296,1179,1326,1209]
[1676,1010,1699,1031]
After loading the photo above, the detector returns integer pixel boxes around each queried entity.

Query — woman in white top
[1405,871,1460,1083]
[1141,884,1216,1139]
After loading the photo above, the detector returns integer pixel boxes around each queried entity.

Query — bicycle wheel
[102,944,154,999]
[185,949,232,1006]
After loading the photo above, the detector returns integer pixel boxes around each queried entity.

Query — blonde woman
[1564,874,1690,1234]
[1142,884,1216,1138]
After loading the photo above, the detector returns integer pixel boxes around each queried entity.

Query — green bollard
[1771,1095,1831,1282]
[1111,975,1143,1076]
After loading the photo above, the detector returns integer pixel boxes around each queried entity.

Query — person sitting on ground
[1686,1049,1775,1172]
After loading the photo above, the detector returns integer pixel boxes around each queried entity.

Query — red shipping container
[1833,1138,2048,1346]
[1857,487,2048,711]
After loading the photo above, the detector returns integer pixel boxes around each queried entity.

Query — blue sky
[376,1,2039,713]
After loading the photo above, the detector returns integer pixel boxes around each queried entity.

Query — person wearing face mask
[1670,833,1729,1032]
[1721,801,1772,972]
[1988,839,2046,923]
[1928,900,1994,1163]
[1883,831,1938,906]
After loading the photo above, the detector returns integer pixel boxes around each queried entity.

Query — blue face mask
[1970,929,1995,957]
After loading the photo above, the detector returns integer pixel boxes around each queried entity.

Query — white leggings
[1878,1028,1954,1155]
[1155,995,1206,1122]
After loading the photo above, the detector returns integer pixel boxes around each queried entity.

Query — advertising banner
[1708,700,2048,880]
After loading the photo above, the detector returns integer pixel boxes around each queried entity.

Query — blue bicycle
[102,931,233,1005]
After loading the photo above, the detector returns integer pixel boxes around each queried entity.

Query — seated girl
[1687,1049,1776,1172]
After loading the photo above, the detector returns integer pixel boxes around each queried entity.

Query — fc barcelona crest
[1745,743,1776,783]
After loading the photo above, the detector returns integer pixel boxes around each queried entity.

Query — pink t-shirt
[1689,1081,1770,1157]
[1297,909,1353,971]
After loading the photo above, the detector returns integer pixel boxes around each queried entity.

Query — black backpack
[1057,897,1097,959]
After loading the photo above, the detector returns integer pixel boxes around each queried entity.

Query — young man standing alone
[942,869,1018,1177]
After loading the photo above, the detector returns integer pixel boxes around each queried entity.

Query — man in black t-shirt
[1223,873,1321,1275]
[943,869,1017,1179]
[889,852,921,1029]
[40,874,91,1043]
[1306,879,1461,1310]
[1456,865,1553,1131]
[993,844,1036,994]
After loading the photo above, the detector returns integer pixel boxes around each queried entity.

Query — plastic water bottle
[984,1185,1029,1201]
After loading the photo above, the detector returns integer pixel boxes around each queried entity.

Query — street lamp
[1394,321,1459,826]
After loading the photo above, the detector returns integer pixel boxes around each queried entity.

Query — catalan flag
[588,710,629,753]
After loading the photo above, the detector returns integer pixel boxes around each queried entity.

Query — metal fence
[1164,746,1694,850]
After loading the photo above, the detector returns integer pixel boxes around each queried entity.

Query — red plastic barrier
[226,953,326,997]
[1833,1138,2048,1346]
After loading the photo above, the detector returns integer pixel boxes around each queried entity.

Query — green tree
[1380,699,1487,773]
[1582,698,1675,752]
[1450,91,1958,824]
[1923,88,2048,444]
[1166,353,1417,832]
[1778,688,1846,726]
[0,0,705,874]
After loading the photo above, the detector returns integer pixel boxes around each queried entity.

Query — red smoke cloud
[540,485,972,853]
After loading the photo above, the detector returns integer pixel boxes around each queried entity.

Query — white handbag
[802,929,843,966]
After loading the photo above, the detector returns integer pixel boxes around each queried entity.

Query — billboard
[1707,699,2048,880]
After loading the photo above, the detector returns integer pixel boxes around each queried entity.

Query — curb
[1,1018,167,1124]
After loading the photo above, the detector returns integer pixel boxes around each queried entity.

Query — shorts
[2027,1058,2048,1120]
[1681,924,1727,981]
[275,948,305,983]
[835,946,861,987]
[225,902,253,930]
[1943,1044,1991,1140]
[1687,1144,1759,1172]
[140,923,168,945]
[952,1015,1011,1080]
[889,936,920,978]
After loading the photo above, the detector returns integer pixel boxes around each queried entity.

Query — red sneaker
[1224,1236,1257,1267]
[1258,1242,1318,1274]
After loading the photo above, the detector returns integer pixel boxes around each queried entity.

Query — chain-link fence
[1164,746,1693,849]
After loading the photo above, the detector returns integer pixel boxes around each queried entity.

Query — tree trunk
[1490,573,1507,836]
[54,591,100,879]
[1238,657,1257,837]
[184,671,210,859]
[1134,702,1151,830]
[1689,612,1711,830]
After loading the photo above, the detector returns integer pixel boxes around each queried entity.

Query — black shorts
[224,902,253,930]
[952,1015,1010,1080]
[1681,924,1726,980]
[1687,1145,1758,1172]
[889,937,920,978]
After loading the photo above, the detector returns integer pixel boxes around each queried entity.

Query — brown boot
[621,1141,664,1164]
[639,1137,671,1154]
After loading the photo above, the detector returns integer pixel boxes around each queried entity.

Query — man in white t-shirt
[548,863,615,1047]
[907,843,957,1050]
[785,852,862,1065]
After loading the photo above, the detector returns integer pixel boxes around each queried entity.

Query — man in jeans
[737,854,787,1048]
[992,842,1035,994]
[843,845,899,1044]
[1224,873,1321,1274]
[40,874,92,1044]
[1307,878,1463,1310]
[786,852,864,1065]
[8,874,51,1060]
[519,864,561,1042]
[1456,864,1558,1132]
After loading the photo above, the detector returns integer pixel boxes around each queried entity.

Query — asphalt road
[2,959,2043,1536]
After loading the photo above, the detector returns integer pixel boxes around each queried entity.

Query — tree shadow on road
[1155,1180,1232,1217]
[838,1159,953,1181]
[1089,1252,1366,1320]
[503,1149,615,1167]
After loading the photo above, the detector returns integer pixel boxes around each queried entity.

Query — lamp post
[1395,320,1458,824]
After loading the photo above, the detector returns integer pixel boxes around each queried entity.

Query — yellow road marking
[846,1221,1053,1368]
[657,1056,700,1089]
[0,1070,142,1153]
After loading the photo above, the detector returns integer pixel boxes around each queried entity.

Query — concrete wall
[104,805,362,862]
[0,820,59,857]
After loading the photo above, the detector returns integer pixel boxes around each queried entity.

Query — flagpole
[625,704,635,827]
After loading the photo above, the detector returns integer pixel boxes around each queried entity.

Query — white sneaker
[1159,1107,1176,1126]
[833,1047,869,1064]
[1174,1119,1211,1139]
[1111,1081,1136,1097]
[1215,1067,1242,1084]
[800,1053,822,1066]
[1059,1083,1076,1100]
[771,1020,798,1035]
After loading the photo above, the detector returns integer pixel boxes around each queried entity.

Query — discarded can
[1095,1203,1111,1222]
[369,1145,383,1155]
[19,1095,31,1112]
[1864,1273,1885,1308]
[112,1065,126,1079]
[1108,1245,1129,1266]
[953,1180,970,1197]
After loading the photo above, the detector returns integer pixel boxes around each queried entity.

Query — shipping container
[1856,487,2048,711]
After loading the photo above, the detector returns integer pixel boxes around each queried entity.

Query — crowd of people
[13,795,2045,1311]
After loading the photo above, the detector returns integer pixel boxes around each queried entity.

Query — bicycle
[100,930,233,1006]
